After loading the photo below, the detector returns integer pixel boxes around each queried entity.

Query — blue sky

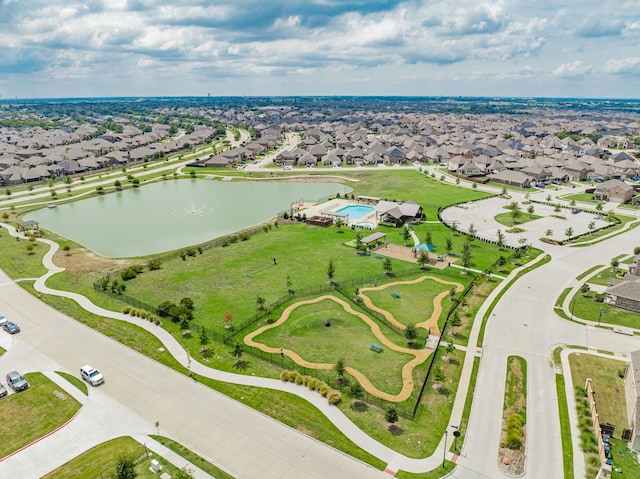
[1,0,639,99]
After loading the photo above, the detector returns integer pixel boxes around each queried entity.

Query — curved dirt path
[358,276,464,336]
[244,294,432,402]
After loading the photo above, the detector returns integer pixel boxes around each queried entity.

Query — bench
[392,291,401,299]
[370,343,384,353]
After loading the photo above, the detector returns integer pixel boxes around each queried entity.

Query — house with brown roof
[594,179,635,203]
[487,170,533,188]
[624,350,640,451]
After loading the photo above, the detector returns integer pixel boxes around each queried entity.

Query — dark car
[2,322,20,334]
[6,371,29,392]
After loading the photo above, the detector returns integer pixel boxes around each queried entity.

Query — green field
[0,373,81,459]
[568,353,627,433]
[42,436,196,479]
[253,297,416,395]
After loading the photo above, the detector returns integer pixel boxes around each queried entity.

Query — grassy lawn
[395,460,456,479]
[55,371,88,395]
[585,266,625,286]
[577,265,604,281]
[608,437,640,478]
[450,356,480,453]
[150,436,235,479]
[563,193,596,203]
[360,276,455,328]
[494,212,543,227]
[0,227,48,278]
[253,297,416,395]
[555,374,574,479]
[568,353,627,433]
[0,372,81,459]
[343,346,465,458]
[571,291,640,329]
[450,279,497,346]
[42,436,196,479]
[504,356,527,422]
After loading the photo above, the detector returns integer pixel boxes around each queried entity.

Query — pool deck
[301,199,379,228]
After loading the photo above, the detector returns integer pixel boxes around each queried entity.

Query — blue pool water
[336,205,374,219]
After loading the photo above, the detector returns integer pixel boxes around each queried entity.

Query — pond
[26,179,351,258]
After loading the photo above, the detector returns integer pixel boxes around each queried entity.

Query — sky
[1,0,639,99]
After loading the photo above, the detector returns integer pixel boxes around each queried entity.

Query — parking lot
[440,196,611,248]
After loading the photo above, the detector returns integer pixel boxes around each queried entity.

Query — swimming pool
[336,204,374,220]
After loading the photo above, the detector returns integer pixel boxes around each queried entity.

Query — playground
[245,275,463,402]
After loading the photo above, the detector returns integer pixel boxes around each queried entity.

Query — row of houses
[0,125,217,184]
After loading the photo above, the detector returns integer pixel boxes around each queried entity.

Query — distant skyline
[1,1,639,100]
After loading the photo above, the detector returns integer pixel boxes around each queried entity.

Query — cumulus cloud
[0,0,637,96]
[604,57,640,75]
[553,61,592,77]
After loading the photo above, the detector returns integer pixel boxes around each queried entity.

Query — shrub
[503,431,523,450]
[306,378,319,391]
[288,371,299,383]
[295,374,304,385]
[280,371,290,382]
[318,385,329,397]
[327,390,342,405]
[120,268,138,281]
[121,306,131,314]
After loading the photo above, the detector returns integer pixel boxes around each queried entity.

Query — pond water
[26,179,351,258]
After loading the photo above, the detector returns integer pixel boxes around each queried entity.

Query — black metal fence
[411,276,477,418]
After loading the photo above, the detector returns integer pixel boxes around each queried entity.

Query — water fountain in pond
[173,199,213,218]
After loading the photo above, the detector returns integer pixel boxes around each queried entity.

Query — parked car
[6,371,29,392]
[2,322,20,334]
[0,382,7,398]
[0,314,7,325]
[571,209,581,214]
[80,365,104,386]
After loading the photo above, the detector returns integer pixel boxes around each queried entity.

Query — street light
[570,293,578,321]
[443,429,448,468]
[598,308,608,327]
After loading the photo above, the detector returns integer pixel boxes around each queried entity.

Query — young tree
[355,232,363,252]
[334,358,346,381]
[385,407,399,425]
[545,229,553,238]
[496,229,505,249]
[327,259,335,283]
[199,327,209,346]
[611,258,620,273]
[114,179,122,190]
[554,204,562,214]
[468,223,477,238]
[546,194,552,202]
[449,286,457,300]
[455,177,461,185]
[114,455,137,479]
[232,342,244,366]
[383,257,393,275]
[174,467,196,479]
[433,366,446,383]
[472,182,478,189]
[349,382,364,406]
[588,221,596,232]
[565,227,574,239]
[446,238,453,255]
[286,274,294,294]
[405,324,418,345]
[527,204,535,217]
[509,201,522,224]
[449,312,462,336]
[425,229,432,245]
[403,227,411,245]
[223,310,233,329]
[502,186,508,196]
[445,339,456,358]
[255,295,266,311]
[596,202,604,212]
[580,283,591,295]
[462,241,472,268]
[418,250,429,269]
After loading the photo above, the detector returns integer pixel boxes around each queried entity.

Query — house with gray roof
[594,179,635,203]
[624,350,640,451]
